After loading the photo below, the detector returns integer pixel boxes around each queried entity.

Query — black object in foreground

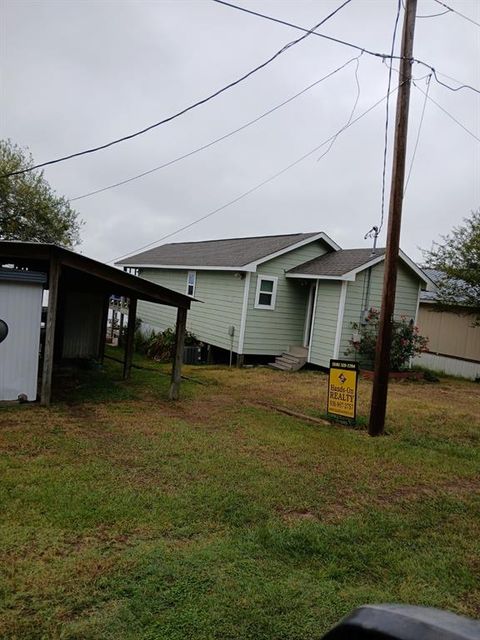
[322,604,480,640]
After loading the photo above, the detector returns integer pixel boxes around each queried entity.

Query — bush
[346,308,428,371]
[134,322,199,361]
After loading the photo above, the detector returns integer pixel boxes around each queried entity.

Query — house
[0,241,194,404]
[117,232,428,369]
[414,268,480,380]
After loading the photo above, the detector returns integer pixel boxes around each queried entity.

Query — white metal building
[0,268,46,401]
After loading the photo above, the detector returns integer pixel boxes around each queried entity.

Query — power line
[401,0,451,18]
[213,0,381,58]
[110,82,400,265]
[413,80,480,143]
[0,0,353,180]
[417,9,450,18]
[379,0,402,233]
[389,59,480,142]
[70,56,359,202]
[317,52,362,161]
[213,0,480,96]
[404,74,432,193]
[433,0,480,28]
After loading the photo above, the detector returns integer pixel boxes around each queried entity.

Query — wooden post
[119,308,125,346]
[123,297,137,379]
[111,309,116,340]
[40,255,61,406]
[169,306,187,400]
[99,294,110,364]
[368,0,417,436]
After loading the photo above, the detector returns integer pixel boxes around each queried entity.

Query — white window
[255,275,278,310]
[186,271,196,297]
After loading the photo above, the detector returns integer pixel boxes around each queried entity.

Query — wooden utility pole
[368,0,417,436]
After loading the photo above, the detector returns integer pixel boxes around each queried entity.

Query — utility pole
[368,0,417,436]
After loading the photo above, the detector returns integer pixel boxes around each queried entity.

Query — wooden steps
[269,346,308,372]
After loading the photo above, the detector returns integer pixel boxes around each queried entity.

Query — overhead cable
[0,0,353,179]
[317,52,362,162]
[389,60,480,143]
[400,0,451,18]
[378,0,402,234]
[433,0,480,28]
[109,83,401,265]
[213,0,480,96]
[70,55,359,202]
[413,81,480,143]
[404,74,432,193]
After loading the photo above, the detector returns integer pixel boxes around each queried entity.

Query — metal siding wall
[417,306,480,361]
[414,352,480,380]
[0,281,43,401]
[62,291,105,358]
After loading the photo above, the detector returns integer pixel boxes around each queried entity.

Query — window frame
[254,275,278,310]
[186,270,196,297]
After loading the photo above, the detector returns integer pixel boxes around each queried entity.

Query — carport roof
[0,241,193,308]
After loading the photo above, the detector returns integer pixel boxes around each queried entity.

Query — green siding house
[117,232,428,369]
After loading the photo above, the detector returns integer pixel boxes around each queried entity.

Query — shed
[0,241,194,405]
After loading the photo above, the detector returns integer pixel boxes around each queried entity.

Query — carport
[0,241,194,405]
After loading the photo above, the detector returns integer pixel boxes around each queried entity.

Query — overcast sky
[2,0,479,264]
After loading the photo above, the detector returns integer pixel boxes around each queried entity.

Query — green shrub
[134,323,199,361]
[346,308,429,371]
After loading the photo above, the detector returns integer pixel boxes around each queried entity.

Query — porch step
[278,353,301,365]
[268,361,295,371]
[269,348,307,372]
[288,345,308,357]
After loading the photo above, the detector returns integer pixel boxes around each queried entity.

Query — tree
[0,139,82,247]
[423,209,480,318]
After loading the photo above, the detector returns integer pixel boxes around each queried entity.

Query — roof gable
[116,232,339,271]
[287,248,429,285]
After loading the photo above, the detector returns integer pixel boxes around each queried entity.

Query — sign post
[327,359,359,425]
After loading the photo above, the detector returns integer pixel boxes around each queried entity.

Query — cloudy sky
[2,0,479,264]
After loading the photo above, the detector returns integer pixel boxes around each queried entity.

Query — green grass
[0,351,479,638]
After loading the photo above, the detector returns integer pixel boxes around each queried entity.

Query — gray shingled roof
[420,268,475,304]
[117,232,322,268]
[288,248,386,277]
[420,268,443,301]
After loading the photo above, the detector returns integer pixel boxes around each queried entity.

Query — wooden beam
[169,306,187,400]
[40,255,61,406]
[123,297,137,379]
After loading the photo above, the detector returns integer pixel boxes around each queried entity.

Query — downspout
[361,226,379,323]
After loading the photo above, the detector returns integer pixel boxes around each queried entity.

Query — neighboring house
[117,232,428,369]
[414,268,480,380]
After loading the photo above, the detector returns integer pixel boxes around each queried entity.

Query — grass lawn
[0,350,479,639]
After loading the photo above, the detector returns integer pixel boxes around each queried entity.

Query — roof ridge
[152,231,320,248]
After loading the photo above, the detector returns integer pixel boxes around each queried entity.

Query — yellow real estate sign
[327,359,358,423]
